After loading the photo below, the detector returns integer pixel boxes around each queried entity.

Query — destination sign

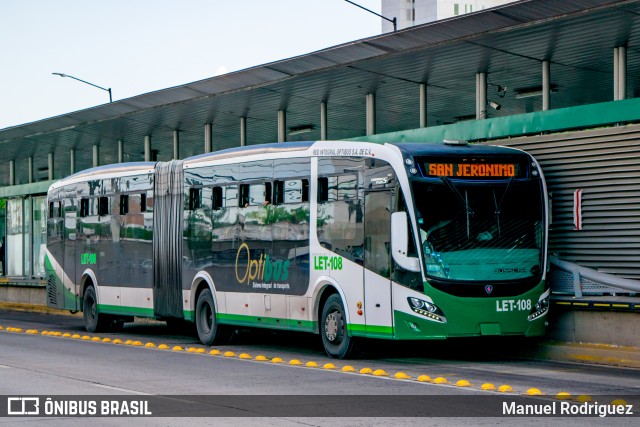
[424,162,522,178]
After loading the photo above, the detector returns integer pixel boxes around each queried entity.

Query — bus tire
[82,285,110,333]
[195,288,230,346]
[320,294,358,359]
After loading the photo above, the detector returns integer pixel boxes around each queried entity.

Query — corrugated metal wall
[489,124,640,280]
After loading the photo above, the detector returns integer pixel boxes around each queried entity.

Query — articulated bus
[46,140,549,358]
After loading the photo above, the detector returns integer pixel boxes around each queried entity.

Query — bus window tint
[317,158,364,264]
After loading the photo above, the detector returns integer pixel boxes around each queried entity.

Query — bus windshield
[412,179,544,282]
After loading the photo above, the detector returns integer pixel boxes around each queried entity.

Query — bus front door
[63,199,78,311]
[363,190,393,338]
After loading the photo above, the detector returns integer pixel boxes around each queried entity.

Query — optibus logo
[7,397,40,415]
[235,243,290,286]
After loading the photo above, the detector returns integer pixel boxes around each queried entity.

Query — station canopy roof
[2,0,640,185]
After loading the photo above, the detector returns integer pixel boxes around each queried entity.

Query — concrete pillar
[48,153,54,181]
[117,140,123,163]
[476,72,487,119]
[144,136,151,162]
[277,110,286,143]
[366,93,376,136]
[204,123,212,153]
[70,148,75,175]
[93,145,99,168]
[9,160,15,185]
[28,157,33,184]
[542,60,550,111]
[173,131,180,160]
[240,117,247,147]
[320,101,328,140]
[419,83,428,128]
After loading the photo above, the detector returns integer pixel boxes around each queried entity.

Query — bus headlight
[407,297,447,323]
[528,289,550,321]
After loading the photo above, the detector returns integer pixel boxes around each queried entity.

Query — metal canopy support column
[419,83,428,128]
[70,148,75,175]
[28,157,33,184]
[614,47,619,100]
[173,130,180,160]
[240,117,247,147]
[542,60,550,111]
[204,123,212,153]
[48,153,54,181]
[93,145,99,168]
[618,46,627,101]
[320,101,328,140]
[278,110,286,143]
[144,136,151,162]
[366,93,376,136]
[117,140,123,163]
[476,73,486,119]
[9,160,14,185]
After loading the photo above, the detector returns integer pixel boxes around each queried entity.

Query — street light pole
[52,72,113,103]
[344,0,397,32]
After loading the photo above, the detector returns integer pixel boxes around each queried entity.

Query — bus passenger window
[273,181,284,205]
[120,195,129,215]
[80,199,89,217]
[98,197,109,216]
[318,177,328,202]
[140,193,147,212]
[189,188,202,211]
[212,187,223,210]
[301,179,309,202]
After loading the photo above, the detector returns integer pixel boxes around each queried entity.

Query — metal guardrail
[549,256,640,298]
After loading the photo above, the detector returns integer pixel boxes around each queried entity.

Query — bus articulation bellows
[46,140,549,358]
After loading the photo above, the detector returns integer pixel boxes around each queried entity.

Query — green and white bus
[46,140,549,358]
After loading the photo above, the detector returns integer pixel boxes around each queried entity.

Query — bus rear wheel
[82,285,110,333]
[321,294,358,359]
[195,288,231,345]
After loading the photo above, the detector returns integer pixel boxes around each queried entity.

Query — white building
[381,0,516,32]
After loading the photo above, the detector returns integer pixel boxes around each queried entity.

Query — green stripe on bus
[347,323,394,338]
[216,313,316,332]
[97,304,155,317]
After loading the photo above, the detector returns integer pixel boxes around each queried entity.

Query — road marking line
[92,383,151,395]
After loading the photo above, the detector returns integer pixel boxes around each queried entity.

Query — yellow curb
[209,349,222,355]
[187,347,198,353]
[194,348,205,353]
[172,346,184,351]
[132,341,143,346]
[456,380,471,387]
[481,383,496,391]
[498,385,513,393]
[526,388,543,396]
[289,359,302,365]
[71,334,81,339]
[254,355,268,361]
[158,344,170,350]
[63,333,71,337]
[145,342,155,347]
[271,357,283,363]
[359,367,373,374]
[53,332,63,336]
[0,326,3,330]
[394,372,411,379]
[417,375,431,382]
[576,395,592,403]
[125,340,134,345]
[433,377,447,384]
[102,338,111,343]
[91,337,101,341]
[611,399,628,406]
[238,353,251,359]
[112,339,123,344]
[323,363,336,370]
[223,351,236,357]
[306,361,318,367]
[341,366,356,372]
[556,392,571,400]
[41,331,49,335]
[82,336,91,340]
[26,330,38,335]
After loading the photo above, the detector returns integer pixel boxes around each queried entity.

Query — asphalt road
[0,309,639,426]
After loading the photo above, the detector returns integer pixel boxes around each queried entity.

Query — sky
[0,0,382,130]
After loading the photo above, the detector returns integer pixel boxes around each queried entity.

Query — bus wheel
[321,294,358,359]
[82,286,110,333]
[195,288,231,345]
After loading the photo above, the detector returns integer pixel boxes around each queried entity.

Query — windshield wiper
[440,177,474,238]
[493,176,515,237]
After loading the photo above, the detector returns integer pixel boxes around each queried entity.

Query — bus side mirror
[391,212,421,273]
